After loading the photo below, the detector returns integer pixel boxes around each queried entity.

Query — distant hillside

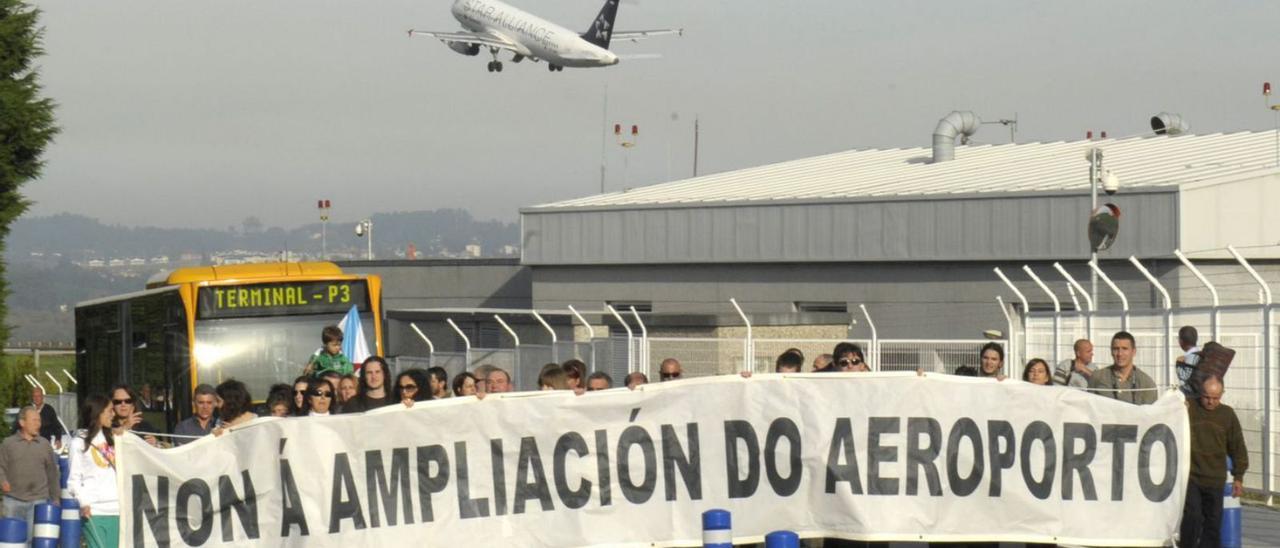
[3,209,520,344]
[6,209,519,261]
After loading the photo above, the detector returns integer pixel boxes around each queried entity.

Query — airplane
[409,0,682,73]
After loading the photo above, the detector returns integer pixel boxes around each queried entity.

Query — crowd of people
[0,324,1251,547]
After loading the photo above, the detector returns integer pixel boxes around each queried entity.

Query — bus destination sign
[196,280,369,320]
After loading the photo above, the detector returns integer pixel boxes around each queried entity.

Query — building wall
[521,190,1179,265]
[528,260,1192,340]
[337,259,531,310]
[1179,173,1280,260]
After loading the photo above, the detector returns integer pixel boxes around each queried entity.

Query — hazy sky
[29,0,1280,228]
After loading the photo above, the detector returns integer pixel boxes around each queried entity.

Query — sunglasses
[294,389,307,395]
[310,391,333,399]
[399,384,418,391]
[838,358,863,366]
[113,398,134,405]
[660,372,681,379]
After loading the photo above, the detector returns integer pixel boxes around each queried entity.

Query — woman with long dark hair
[68,395,120,547]
[394,368,433,408]
[213,380,257,435]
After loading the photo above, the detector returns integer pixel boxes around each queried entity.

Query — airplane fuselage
[450,0,617,67]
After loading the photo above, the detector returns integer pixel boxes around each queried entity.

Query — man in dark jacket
[1180,376,1247,548]
[19,387,67,444]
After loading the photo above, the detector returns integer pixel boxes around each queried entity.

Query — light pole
[615,123,638,190]
[317,199,330,259]
[1266,82,1280,167]
[355,219,373,260]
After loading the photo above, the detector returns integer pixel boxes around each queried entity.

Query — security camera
[1101,170,1120,195]
[354,223,365,237]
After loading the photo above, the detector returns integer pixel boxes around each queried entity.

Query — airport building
[344,119,1280,377]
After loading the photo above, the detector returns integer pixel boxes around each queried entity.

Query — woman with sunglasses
[290,376,311,416]
[828,342,870,372]
[305,377,338,416]
[394,369,433,408]
[108,384,158,446]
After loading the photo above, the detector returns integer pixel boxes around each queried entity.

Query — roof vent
[932,111,981,163]
[1150,112,1189,136]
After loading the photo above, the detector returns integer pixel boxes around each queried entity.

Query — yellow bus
[75,262,382,431]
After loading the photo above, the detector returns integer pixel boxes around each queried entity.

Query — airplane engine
[447,41,480,56]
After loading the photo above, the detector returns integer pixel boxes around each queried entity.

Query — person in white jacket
[67,394,120,548]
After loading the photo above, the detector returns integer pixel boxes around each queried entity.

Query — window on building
[794,301,848,314]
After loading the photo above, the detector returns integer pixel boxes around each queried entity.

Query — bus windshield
[193,313,376,399]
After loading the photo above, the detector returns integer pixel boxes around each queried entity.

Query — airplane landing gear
[486,47,504,73]
[548,64,563,72]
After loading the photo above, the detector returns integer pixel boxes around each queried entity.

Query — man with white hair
[19,386,67,444]
[0,406,61,539]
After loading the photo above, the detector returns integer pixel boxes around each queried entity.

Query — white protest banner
[117,373,1189,547]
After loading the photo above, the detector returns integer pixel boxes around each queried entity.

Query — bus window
[194,314,376,399]
[76,303,123,404]
[128,290,186,432]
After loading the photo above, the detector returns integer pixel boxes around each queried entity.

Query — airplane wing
[610,29,684,43]
[407,29,520,52]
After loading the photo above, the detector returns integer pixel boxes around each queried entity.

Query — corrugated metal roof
[531,130,1280,210]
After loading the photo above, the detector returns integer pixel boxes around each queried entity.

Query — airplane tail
[581,0,619,49]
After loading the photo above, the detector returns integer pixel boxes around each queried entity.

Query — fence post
[730,298,753,373]
[531,310,557,364]
[628,307,649,377]
[1175,249,1220,341]
[859,304,878,371]
[42,371,64,394]
[445,318,472,371]
[568,305,596,371]
[1227,245,1273,505]
[1023,265,1062,367]
[606,305,635,373]
[1089,260,1130,331]
[60,369,77,386]
[1054,262,1094,343]
[409,322,435,367]
[995,296,1017,367]
[1129,256,1174,387]
[994,267,1030,377]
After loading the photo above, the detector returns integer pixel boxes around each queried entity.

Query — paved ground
[1242,503,1280,548]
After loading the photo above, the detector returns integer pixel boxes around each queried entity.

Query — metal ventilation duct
[1150,112,1189,136]
[932,111,981,163]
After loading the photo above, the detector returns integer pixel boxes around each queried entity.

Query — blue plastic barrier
[59,498,81,548]
[33,503,60,548]
[0,517,27,548]
[701,509,732,548]
[1221,456,1242,548]
[58,456,70,498]
[764,530,800,548]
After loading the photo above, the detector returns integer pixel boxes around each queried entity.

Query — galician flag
[338,305,371,368]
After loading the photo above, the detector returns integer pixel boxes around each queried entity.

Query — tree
[0,0,58,350]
